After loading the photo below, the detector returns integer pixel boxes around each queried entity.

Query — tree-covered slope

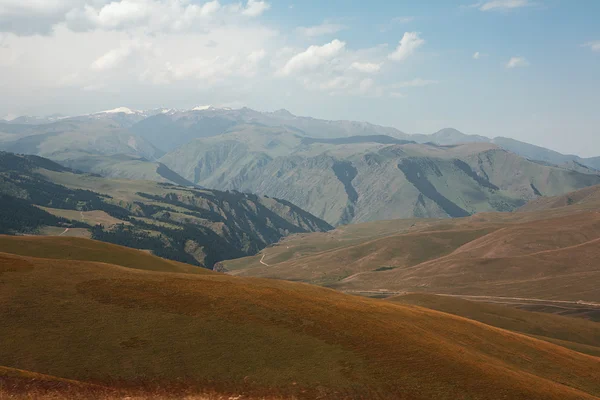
[0,152,331,268]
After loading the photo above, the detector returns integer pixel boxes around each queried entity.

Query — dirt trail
[344,291,600,308]
[259,254,269,267]
[59,228,70,236]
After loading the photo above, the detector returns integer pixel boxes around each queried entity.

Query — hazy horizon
[1,0,599,156]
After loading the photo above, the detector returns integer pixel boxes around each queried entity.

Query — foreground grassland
[389,293,600,357]
[1,237,600,399]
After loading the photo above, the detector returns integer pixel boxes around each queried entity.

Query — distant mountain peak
[272,109,295,117]
[96,107,139,115]
[192,105,213,111]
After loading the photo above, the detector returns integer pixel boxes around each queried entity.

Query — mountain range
[2,106,600,226]
[0,151,330,268]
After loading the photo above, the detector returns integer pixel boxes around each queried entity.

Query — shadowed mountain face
[160,129,600,225]
[0,152,331,268]
[3,108,600,225]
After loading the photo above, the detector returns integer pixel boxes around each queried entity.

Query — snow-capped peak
[97,107,138,115]
[192,105,213,111]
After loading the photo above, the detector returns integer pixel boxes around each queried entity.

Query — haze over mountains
[2,106,600,226]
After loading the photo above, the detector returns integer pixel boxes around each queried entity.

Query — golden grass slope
[1,243,600,400]
[227,206,600,303]
[0,235,210,275]
[388,293,600,357]
[520,183,600,212]
[332,212,600,301]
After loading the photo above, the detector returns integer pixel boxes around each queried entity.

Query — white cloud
[506,56,529,68]
[0,0,270,35]
[319,76,354,91]
[242,0,270,17]
[389,91,405,98]
[278,39,346,76]
[297,22,346,37]
[473,51,481,59]
[0,0,96,35]
[91,40,151,71]
[65,0,235,33]
[0,0,76,15]
[393,78,438,88]
[349,62,381,73]
[471,0,533,11]
[582,41,600,52]
[388,32,424,62]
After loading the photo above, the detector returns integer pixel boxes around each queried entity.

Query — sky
[0,0,599,156]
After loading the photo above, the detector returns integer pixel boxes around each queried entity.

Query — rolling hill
[224,189,600,307]
[0,235,211,275]
[0,151,331,269]
[389,293,600,356]
[1,239,600,399]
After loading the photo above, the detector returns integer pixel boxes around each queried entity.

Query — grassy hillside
[227,227,494,286]
[1,245,600,399]
[389,293,600,357]
[0,151,331,268]
[0,235,210,275]
[519,183,600,212]
[227,206,600,305]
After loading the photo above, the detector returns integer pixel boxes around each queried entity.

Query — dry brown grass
[388,293,600,356]
[227,205,600,303]
[0,235,210,275]
[1,241,600,399]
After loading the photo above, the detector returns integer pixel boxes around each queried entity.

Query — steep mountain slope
[491,137,600,170]
[6,107,600,200]
[59,154,195,186]
[0,152,331,268]
[130,107,411,152]
[1,245,600,400]
[161,128,600,225]
[0,115,176,183]
[414,130,600,171]
[0,118,162,160]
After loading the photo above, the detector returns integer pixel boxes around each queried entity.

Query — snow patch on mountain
[97,107,138,115]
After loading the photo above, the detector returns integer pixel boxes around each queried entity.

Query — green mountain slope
[0,151,331,268]
[160,129,600,225]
